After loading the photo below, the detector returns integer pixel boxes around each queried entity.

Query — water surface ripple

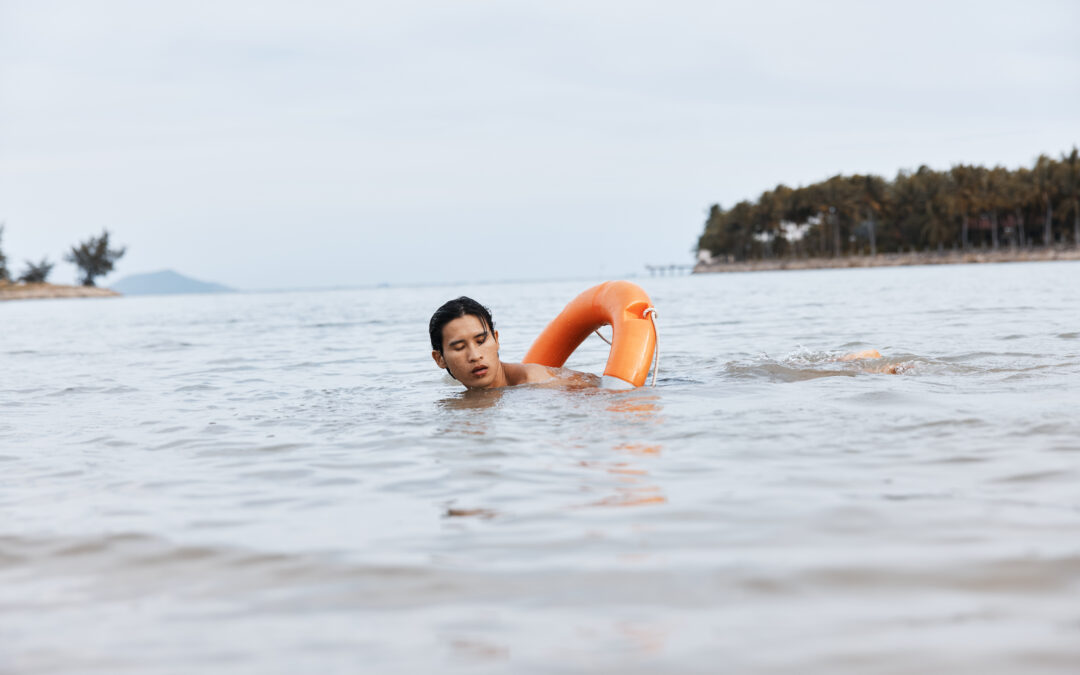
[3,262,1079,674]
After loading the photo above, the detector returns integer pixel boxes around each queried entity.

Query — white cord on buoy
[643,307,658,386]
[593,308,659,386]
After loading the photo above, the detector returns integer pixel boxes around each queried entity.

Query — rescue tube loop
[592,309,659,386]
[524,281,658,388]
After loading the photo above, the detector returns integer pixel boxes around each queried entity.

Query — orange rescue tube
[524,281,657,387]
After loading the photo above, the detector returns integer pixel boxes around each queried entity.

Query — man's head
[429,297,502,388]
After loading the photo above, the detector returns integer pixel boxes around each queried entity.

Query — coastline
[0,282,122,301]
[693,246,1080,274]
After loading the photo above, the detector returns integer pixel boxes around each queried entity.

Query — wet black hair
[429,296,495,353]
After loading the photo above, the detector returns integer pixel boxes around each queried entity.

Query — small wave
[196,442,308,457]
[175,383,220,392]
[939,350,1044,362]
[800,555,1080,593]
[45,386,104,397]
[140,340,197,351]
[281,358,359,371]
[896,417,986,430]
[993,468,1075,483]
[922,454,989,465]
[1046,444,1080,453]
[306,321,371,329]
[653,376,704,386]
[724,361,856,382]
[104,385,139,394]
[721,348,924,382]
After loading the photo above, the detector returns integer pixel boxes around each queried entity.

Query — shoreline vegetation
[0,282,121,301]
[696,149,1080,265]
[694,245,1080,274]
[0,227,126,298]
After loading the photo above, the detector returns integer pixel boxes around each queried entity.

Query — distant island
[111,270,233,295]
[0,270,233,302]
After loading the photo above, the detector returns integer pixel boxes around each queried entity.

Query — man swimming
[430,296,899,389]
[429,297,557,389]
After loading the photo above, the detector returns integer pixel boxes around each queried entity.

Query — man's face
[432,314,501,388]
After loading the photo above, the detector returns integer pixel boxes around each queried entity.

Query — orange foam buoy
[524,281,657,387]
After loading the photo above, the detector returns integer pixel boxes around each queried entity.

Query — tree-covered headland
[698,149,1080,263]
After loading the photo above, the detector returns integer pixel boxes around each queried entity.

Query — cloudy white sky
[2,0,1078,289]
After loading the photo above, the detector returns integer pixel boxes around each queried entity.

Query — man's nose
[467,344,480,361]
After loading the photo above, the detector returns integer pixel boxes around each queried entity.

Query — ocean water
[2,262,1079,674]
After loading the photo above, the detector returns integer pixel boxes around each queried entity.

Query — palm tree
[916,167,953,251]
[698,204,729,262]
[890,166,946,252]
[1033,154,1056,246]
[949,165,981,250]
[18,258,54,284]
[813,175,862,257]
[1060,147,1080,246]
[855,174,887,255]
[0,223,9,283]
[66,230,127,286]
[726,201,756,261]
[986,166,1015,250]
[759,185,794,258]
[1009,166,1036,247]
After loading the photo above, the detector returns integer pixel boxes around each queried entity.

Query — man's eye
[476,337,485,344]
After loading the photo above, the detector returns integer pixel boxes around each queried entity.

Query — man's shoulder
[522,364,601,389]
[521,362,555,382]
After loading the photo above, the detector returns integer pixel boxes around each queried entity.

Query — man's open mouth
[471,366,488,377]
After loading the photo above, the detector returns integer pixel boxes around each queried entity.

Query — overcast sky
[2,0,1078,289]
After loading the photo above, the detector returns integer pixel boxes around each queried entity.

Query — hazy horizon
[2,0,1077,290]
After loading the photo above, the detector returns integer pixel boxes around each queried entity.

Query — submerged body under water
[2,262,1079,673]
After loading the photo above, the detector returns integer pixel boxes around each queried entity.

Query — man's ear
[432,350,447,369]
[492,329,499,345]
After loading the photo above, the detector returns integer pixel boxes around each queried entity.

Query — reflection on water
[438,387,505,411]
[437,386,669,512]
[445,507,498,519]
[605,391,662,417]
[594,392,666,508]
[614,443,662,455]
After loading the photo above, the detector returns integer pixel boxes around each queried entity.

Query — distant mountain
[111,270,234,295]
